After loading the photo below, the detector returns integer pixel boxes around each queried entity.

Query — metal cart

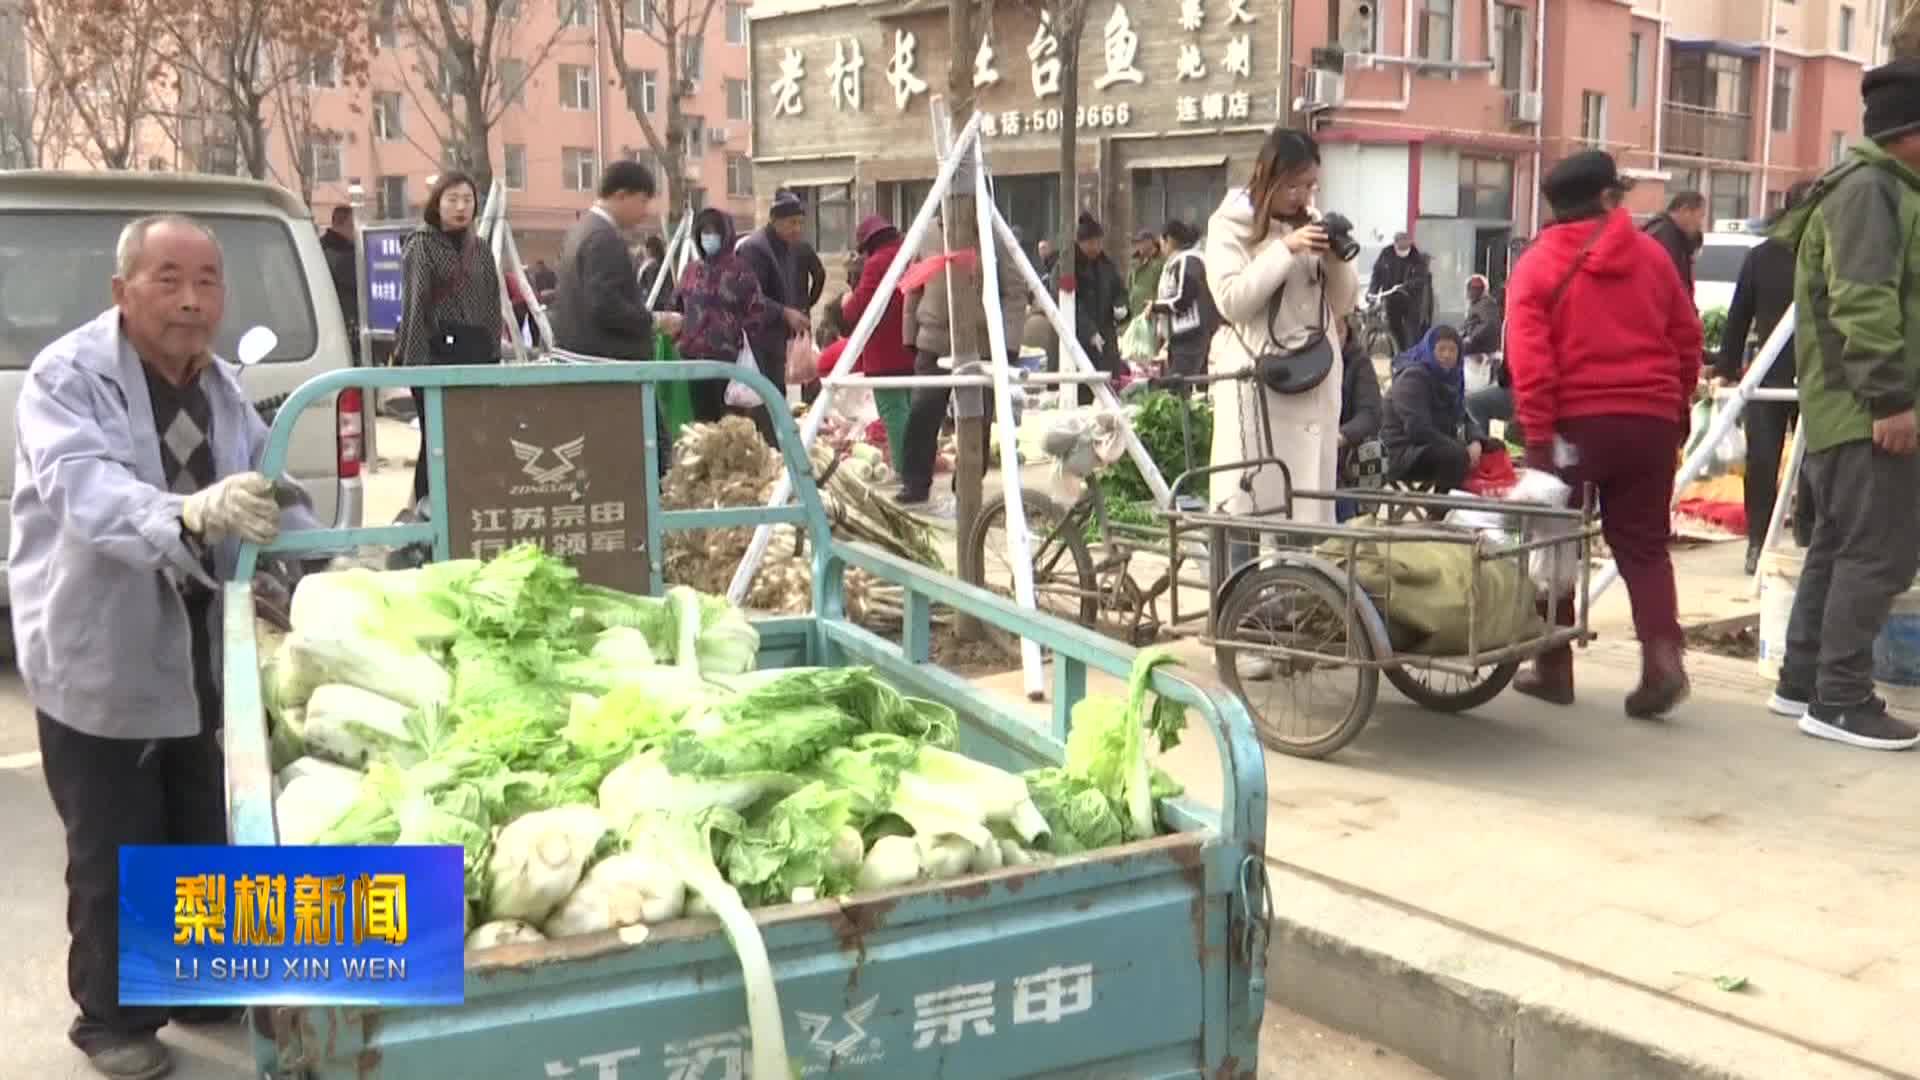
[223,359,1273,1079]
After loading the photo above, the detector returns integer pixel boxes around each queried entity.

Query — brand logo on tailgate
[795,995,884,1069]
[511,436,586,485]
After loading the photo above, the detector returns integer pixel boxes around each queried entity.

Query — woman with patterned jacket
[674,207,785,423]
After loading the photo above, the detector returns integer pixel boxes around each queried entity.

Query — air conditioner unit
[1507,90,1543,126]
[707,127,729,146]
[1304,69,1345,111]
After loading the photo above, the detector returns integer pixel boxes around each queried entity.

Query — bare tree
[1894,0,1920,59]
[596,0,722,213]
[389,0,573,196]
[22,0,172,169]
[155,0,368,179]
[0,3,39,166]
[266,43,344,203]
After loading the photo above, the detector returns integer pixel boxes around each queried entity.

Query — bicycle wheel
[1384,659,1520,713]
[965,489,1100,663]
[1214,564,1378,759]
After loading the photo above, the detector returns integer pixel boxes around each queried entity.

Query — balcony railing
[1662,102,1751,161]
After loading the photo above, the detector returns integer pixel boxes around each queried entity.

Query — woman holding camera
[1204,127,1360,531]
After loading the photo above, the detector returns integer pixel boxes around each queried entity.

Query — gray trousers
[1780,440,1920,705]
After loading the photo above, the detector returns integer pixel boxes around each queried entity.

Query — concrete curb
[1265,863,1906,1080]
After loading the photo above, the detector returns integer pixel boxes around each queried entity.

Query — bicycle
[1356,282,1409,360]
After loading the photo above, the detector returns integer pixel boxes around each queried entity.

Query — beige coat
[1203,191,1360,524]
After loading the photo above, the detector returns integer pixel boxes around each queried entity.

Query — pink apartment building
[745,0,1897,320]
[270,0,760,258]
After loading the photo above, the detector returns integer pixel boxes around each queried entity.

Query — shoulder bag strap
[1548,222,1607,312]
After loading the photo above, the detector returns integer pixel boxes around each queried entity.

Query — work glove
[181,472,281,545]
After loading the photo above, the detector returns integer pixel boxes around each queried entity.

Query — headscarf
[1392,325,1466,420]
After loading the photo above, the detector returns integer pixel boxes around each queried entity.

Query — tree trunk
[1895,0,1920,60]
[947,0,988,640]
[465,86,493,193]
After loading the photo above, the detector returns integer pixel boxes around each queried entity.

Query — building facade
[747,0,1897,320]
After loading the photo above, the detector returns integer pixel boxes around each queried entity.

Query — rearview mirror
[236,326,278,367]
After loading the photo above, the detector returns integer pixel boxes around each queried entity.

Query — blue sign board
[363,225,413,335]
[119,844,466,1007]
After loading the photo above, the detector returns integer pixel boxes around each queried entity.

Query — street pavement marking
[0,751,42,770]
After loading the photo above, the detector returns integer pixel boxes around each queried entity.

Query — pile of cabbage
[260,544,1189,1079]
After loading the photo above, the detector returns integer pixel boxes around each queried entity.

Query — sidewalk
[976,638,1919,1079]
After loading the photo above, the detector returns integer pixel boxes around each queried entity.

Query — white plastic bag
[723,335,761,410]
[1503,468,1581,593]
[1714,417,1748,472]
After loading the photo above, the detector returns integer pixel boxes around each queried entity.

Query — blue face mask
[700,232,723,256]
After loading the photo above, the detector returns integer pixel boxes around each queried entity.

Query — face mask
[700,232,723,256]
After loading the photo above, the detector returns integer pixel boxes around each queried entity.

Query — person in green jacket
[1126,229,1165,319]
[1768,58,1920,752]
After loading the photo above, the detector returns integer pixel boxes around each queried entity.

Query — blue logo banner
[363,226,412,335]
[119,845,465,1006]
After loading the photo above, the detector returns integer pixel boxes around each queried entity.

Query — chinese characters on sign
[361,225,412,334]
[174,873,408,950]
[760,2,1271,136]
[441,384,652,594]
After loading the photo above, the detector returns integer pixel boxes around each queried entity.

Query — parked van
[0,171,366,610]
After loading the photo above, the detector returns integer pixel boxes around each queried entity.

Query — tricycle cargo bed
[226,363,1270,1080]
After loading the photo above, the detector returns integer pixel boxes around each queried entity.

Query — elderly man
[11,214,308,1079]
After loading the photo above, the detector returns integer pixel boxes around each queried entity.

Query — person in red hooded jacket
[841,214,913,472]
[1505,150,1703,719]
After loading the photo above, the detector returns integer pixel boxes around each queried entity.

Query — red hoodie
[840,236,914,376]
[1505,207,1702,444]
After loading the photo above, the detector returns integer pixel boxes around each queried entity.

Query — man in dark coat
[320,206,359,360]
[1716,181,1814,572]
[551,162,678,361]
[1643,190,1707,301]
[1068,213,1126,405]
[1368,231,1432,353]
[736,188,815,441]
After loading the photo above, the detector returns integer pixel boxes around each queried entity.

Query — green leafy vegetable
[1052,646,1187,842]
[722,782,861,906]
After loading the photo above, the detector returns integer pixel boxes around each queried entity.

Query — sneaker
[1744,544,1760,576]
[1799,696,1920,751]
[1767,682,1810,718]
[895,486,929,506]
[81,1037,172,1080]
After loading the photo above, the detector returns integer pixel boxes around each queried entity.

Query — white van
[1694,228,1765,315]
[0,171,366,610]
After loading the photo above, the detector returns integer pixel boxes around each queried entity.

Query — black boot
[1514,591,1577,706]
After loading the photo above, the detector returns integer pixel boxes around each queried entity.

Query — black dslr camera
[1317,213,1361,262]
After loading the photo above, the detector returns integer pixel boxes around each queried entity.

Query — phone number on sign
[984,104,1134,137]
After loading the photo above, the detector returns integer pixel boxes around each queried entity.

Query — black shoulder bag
[1232,261,1336,395]
[426,239,496,365]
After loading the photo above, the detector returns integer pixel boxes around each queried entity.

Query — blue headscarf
[1391,325,1467,421]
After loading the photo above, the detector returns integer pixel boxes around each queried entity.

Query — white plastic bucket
[1874,585,1920,712]
[1756,548,1802,681]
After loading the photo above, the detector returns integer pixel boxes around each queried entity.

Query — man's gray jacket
[10,309,313,739]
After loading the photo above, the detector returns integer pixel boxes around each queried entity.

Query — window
[563,147,598,191]
[1668,51,1751,113]
[683,36,704,84]
[563,0,590,28]
[726,78,750,122]
[307,52,338,89]
[1771,66,1793,131]
[0,212,318,372]
[682,113,705,159]
[789,183,853,252]
[561,63,594,110]
[375,0,399,48]
[688,187,708,211]
[377,175,408,219]
[1628,34,1642,108]
[1580,91,1606,146]
[1496,4,1527,92]
[1459,156,1513,219]
[1709,170,1750,225]
[726,153,753,198]
[305,133,344,183]
[726,2,748,45]
[1670,166,1703,197]
[499,59,526,106]
[1417,0,1454,63]
[622,0,652,31]
[1131,166,1227,236]
[374,92,403,141]
[504,144,526,190]
[1839,5,1856,52]
[441,142,464,170]
[1831,131,1847,165]
[627,69,657,113]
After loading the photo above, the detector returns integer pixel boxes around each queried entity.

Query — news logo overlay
[119,846,466,1006]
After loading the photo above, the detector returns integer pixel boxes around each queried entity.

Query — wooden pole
[946,0,989,641]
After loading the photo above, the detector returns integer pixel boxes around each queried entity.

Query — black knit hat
[1077,212,1104,241]
[1863,58,1920,143]
[1542,149,1630,212]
